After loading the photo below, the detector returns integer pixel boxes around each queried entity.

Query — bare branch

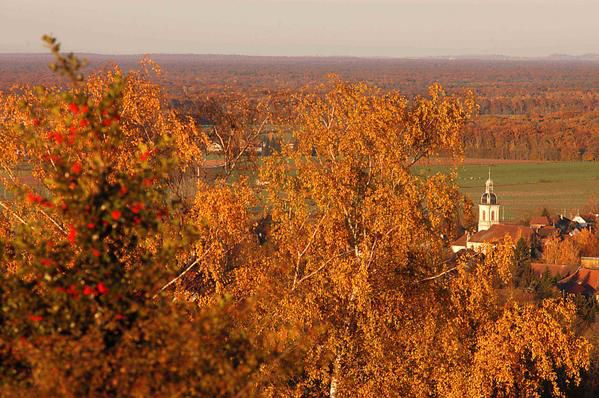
[153,245,212,298]
[365,237,378,271]
[292,211,328,290]
[226,116,269,176]
[293,250,351,290]
[38,208,67,235]
[0,201,29,227]
[418,262,458,283]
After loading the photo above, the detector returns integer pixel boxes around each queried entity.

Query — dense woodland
[0,41,598,397]
[2,53,599,161]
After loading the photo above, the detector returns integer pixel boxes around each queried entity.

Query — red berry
[111,210,122,221]
[80,104,89,114]
[47,132,63,145]
[67,225,77,244]
[92,249,101,257]
[131,202,145,214]
[40,258,53,267]
[79,119,90,128]
[68,103,79,114]
[66,284,79,299]
[97,283,108,295]
[28,314,43,322]
[26,192,42,204]
[83,286,95,296]
[71,162,82,174]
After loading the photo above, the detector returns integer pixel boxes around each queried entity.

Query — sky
[1,0,598,57]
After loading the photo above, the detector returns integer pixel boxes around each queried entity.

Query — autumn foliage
[0,38,592,397]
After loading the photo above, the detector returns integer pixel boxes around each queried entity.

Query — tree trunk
[329,355,341,397]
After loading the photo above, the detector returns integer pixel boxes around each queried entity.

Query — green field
[415,161,599,221]
[4,160,599,223]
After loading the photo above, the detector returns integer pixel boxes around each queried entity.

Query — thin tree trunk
[329,355,341,398]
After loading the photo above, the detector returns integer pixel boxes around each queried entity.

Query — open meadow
[416,160,599,221]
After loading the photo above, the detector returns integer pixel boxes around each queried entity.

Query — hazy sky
[1,0,598,57]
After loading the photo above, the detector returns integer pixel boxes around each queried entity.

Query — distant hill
[545,53,599,61]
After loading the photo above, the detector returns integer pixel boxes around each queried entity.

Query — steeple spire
[485,168,493,194]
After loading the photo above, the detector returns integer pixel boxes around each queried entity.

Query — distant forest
[2,54,599,161]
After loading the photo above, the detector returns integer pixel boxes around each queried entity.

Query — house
[557,267,599,297]
[581,257,599,269]
[572,214,596,230]
[530,262,578,279]
[451,224,533,253]
[450,233,469,253]
[206,141,223,153]
[468,224,533,252]
[549,257,599,298]
[530,215,552,230]
[554,215,576,235]
[536,225,559,240]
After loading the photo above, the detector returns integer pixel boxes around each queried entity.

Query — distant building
[536,225,559,240]
[554,215,575,235]
[478,172,500,232]
[530,262,578,279]
[532,257,599,299]
[530,216,552,230]
[558,266,599,297]
[572,214,596,231]
[452,173,533,253]
[451,224,533,253]
[581,257,599,270]
[206,141,223,153]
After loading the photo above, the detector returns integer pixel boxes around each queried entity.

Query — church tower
[478,171,500,231]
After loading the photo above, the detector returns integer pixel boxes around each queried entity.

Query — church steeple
[481,170,498,206]
[478,169,501,231]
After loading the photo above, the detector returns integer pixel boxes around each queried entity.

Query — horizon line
[1,52,599,61]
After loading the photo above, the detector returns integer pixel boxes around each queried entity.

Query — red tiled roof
[530,216,552,227]
[558,267,599,296]
[537,226,558,238]
[530,262,578,279]
[468,224,533,244]
[451,233,468,248]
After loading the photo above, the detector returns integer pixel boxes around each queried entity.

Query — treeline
[3,55,599,161]
[464,110,599,160]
